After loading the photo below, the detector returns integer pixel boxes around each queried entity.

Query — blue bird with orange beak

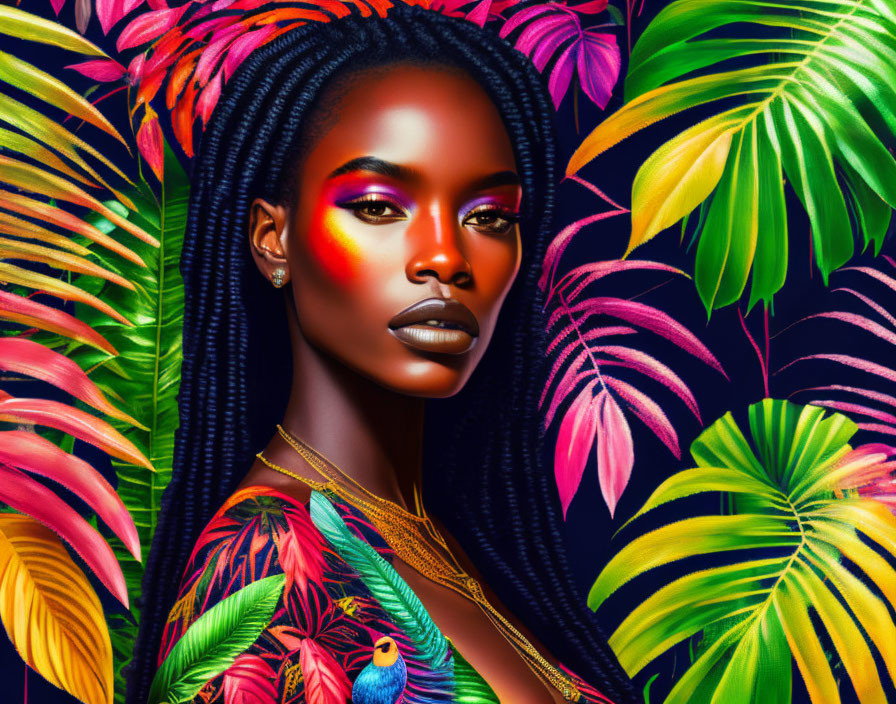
[352,636,408,704]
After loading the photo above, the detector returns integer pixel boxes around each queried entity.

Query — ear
[249,198,290,286]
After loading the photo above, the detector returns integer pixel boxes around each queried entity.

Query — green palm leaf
[309,490,450,669]
[147,573,286,704]
[53,147,188,701]
[448,639,500,704]
[590,399,896,704]
[568,0,896,313]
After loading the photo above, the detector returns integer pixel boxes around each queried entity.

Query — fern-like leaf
[542,259,724,517]
[308,491,451,671]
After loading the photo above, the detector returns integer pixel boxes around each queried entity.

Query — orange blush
[307,207,361,286]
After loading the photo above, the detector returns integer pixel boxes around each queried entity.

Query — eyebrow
[327,156,521,191]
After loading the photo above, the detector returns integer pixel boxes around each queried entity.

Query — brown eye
[463,206,519,235]
[339,196,406,224]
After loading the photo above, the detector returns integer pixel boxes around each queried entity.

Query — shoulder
[155,485,389,702]
[159,484,393,651]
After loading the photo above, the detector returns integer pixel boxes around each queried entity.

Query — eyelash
[337,195,520,234]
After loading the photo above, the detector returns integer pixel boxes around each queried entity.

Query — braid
[127,6,638,703]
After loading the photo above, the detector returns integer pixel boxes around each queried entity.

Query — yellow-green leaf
[628,110,738,255]
[0,5,105,56]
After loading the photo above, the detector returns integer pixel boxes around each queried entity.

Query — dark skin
[237,64,568,703]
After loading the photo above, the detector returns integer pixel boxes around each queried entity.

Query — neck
[275,304,425,511]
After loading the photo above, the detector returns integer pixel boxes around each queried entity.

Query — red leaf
[223,654,278,704]
[300,639,352,704]
[0,395,151,469]
[0,462,129,607]
[278,510,327,596]
[0,431,142,561]
[595,392,634,517]
[0,289,116,354]
[0,338,140,426]
[172,81,198,157]
[137,108,164,181]
[555,381,599,518]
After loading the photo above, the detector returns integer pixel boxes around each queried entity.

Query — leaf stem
[558,289,608,392]
[738,306,769,398]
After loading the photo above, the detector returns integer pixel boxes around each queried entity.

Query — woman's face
[249,64,522,397]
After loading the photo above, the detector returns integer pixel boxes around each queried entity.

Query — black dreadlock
[127,5,639,702]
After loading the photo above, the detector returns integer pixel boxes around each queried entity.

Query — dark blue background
[3,0,894,702]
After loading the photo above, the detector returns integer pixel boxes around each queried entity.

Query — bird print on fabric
[352,636,408,704]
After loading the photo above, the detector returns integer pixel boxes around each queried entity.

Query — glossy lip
[388,298,479,355]
[389,298,480,336]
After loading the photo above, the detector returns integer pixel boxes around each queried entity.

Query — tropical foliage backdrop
[0,0,894,702]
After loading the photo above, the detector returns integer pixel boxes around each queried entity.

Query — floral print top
[157,485,616,703]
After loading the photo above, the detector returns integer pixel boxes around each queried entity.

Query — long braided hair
[127,5,638,702]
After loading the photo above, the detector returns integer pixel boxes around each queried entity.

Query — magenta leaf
[573,297,725,374]
[595,391,634,517]
[596,345,701,420]
[832,288,896,329]
[548,40,577,109]
[116,5,188,50]
[604,375,679,456]
[576,32,620,109]
[555,381,600,518]
[66,58,127,82]
[499,1,619,109]
[781,354,896,385]
[539,210,625,292]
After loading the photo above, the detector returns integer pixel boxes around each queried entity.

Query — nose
[405,204,473,287]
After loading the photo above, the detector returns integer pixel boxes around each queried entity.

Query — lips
[388,298,479,354]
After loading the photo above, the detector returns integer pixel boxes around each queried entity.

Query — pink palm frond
[782,260,896,443]
[542,259,723,518]
[832,444,896,516]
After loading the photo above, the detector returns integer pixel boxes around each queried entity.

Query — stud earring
[272,267,287,288]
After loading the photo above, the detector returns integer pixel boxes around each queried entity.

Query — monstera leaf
[590,399,896,704]
[567,0,896,313]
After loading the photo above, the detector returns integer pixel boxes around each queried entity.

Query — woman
[127,4,638,702]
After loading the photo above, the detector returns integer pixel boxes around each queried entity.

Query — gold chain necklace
[256,424,581,702]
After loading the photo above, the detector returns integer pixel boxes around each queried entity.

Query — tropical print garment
[157,485,615,703]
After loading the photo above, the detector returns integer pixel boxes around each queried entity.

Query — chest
[391,557,567,704]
